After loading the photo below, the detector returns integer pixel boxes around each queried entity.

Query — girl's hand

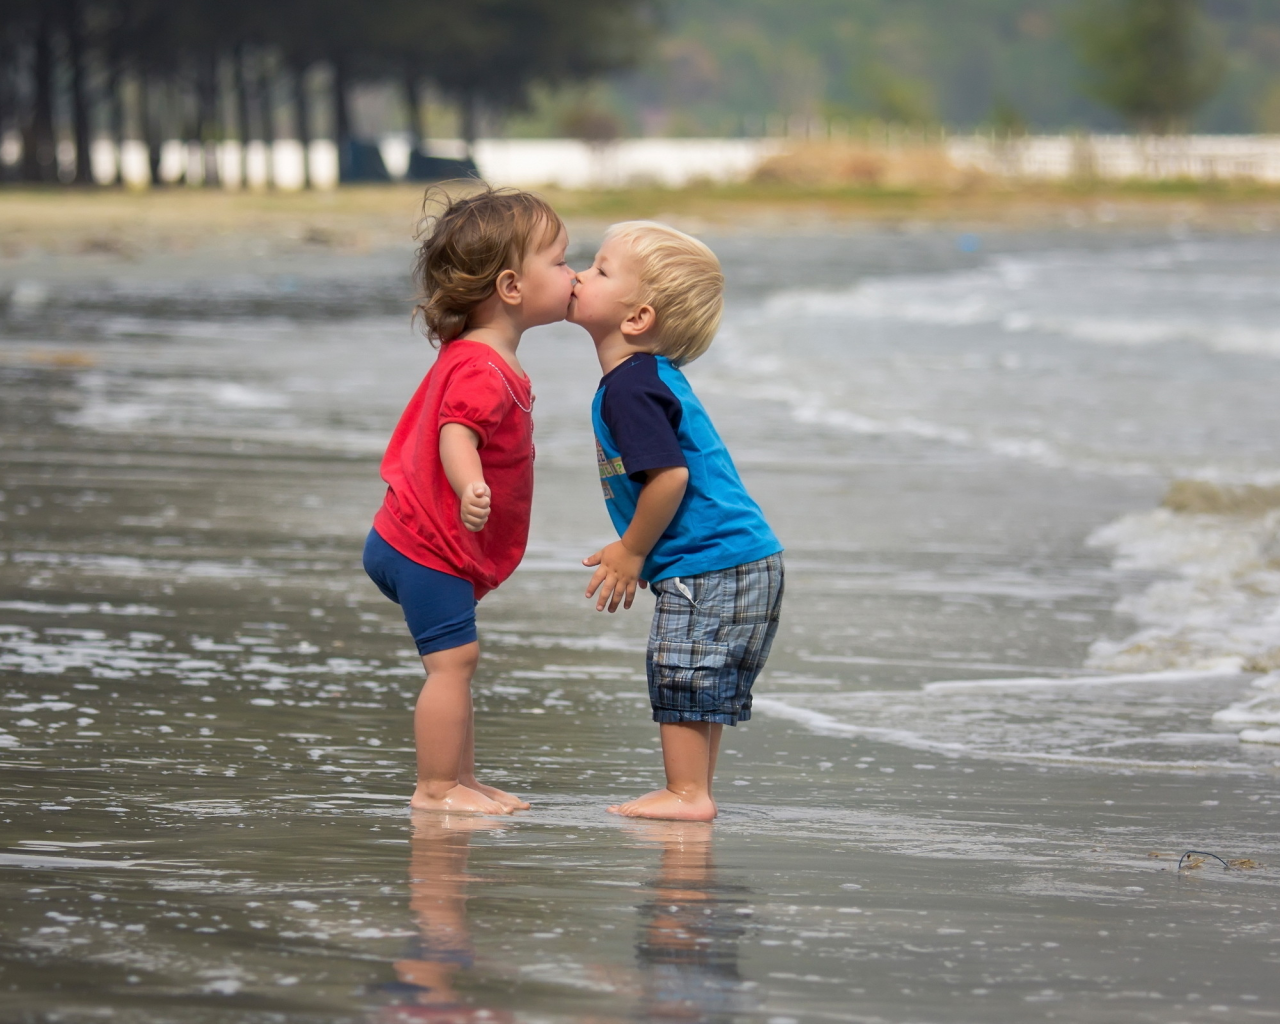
[460,481,491,532]
[583,541,648,612]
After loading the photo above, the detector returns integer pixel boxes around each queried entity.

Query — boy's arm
[584,465,689,612]
[439,423,491,532]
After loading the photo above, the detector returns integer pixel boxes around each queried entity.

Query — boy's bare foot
[410,783,510,815]
[462,778,530,812]
[607,787,717,821]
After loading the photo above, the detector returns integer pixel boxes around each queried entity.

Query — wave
[761,245,1280,358]
[1213,672,1280,746]
[754,667,1277,772]
[753,478,1280,765]
[1085,482,1280,677]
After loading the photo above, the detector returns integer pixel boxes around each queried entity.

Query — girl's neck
[457,321,525,377]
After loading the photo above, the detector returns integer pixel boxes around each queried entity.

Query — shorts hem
[414,627,479,657]
[652,708,749,725]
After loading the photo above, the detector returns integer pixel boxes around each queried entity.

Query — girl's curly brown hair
[412,184,564,345]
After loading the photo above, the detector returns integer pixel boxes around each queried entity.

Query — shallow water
[1,224,1278,1023]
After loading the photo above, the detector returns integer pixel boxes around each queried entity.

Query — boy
[569,221,784,821]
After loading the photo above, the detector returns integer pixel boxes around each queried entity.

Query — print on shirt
[596,440,626,501]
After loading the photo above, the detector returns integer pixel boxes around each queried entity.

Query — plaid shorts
[646,553,784,725]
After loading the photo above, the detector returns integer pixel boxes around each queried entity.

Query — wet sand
[1,208,1278,1023]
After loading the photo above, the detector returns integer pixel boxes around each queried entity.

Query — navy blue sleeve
[601,359,686,481]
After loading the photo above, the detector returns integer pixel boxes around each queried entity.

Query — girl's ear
[620,303,656,338]
[494,268,521,306]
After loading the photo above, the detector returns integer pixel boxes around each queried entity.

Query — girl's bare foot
[410,783,510,815]
[462,778,530,812]
[607,787,717,821]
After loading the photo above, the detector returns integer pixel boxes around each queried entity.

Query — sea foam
[1085,485,1280,677]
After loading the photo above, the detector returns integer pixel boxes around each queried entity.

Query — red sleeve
[438,359,513,447]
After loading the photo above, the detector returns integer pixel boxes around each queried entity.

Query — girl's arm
[583,465,689,612]
[440,423,491,532]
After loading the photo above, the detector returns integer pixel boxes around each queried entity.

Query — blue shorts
[362,529,477,656]
[646,553,784,726]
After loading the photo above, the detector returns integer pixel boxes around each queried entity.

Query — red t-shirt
[373,339,534,599]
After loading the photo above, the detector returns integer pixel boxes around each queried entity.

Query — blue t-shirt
[592,353,781,582]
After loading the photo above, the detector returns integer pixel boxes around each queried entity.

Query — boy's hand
[460,481,491,532]
[583,541,648,612]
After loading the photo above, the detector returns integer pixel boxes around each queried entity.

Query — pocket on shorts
[648,638,731,713]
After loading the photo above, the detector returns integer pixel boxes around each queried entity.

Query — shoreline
[2,181,1279,265]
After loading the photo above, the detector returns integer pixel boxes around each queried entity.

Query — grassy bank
[546,178,1280,225]
[2,179,1279,260]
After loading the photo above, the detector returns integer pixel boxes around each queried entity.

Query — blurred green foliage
[581,0,1280,135]
[1070,0,1225,132]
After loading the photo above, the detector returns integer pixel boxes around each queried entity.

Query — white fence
[45,134,779,190]
[81,137,340,189]
[12,133,1280,189]
[946,134,1280,183]
[472,137,785,189]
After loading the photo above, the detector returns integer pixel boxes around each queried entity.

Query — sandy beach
[4,180,1280,259]
[1,186,1278,1022]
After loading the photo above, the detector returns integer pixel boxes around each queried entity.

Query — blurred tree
[866,66,936,125]
[988,96,1029,136]
[0,0,659,187]
[560,102,624,142]
[62,0,92,183]
[26,2,56,181]
[437,0,654,149]
[1071,0,1225,133]
[0,0,33,181]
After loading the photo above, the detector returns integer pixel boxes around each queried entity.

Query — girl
[364,187,574,814]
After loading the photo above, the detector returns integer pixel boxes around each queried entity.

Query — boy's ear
[620,303,657,339]
[494,268,521,306]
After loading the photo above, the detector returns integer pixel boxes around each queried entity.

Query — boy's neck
[594,329,654,375]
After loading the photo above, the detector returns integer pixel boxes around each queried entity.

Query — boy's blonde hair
[605,221,723,365]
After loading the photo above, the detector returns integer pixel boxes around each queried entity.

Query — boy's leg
[707,722,724,795]
[413,643,508,814]
[608,721,718,821]
[457,710,530,811]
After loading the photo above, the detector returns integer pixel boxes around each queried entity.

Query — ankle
[665,782,711,802]
[416,779,462,800]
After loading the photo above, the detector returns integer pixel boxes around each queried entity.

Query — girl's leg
[457,709,530,811]
[608,721,718,821]
[412,642,507,814]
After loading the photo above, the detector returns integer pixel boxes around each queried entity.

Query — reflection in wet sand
[629,822,756,1022]
[378,814,512,1024]
[379,818,756,1024]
